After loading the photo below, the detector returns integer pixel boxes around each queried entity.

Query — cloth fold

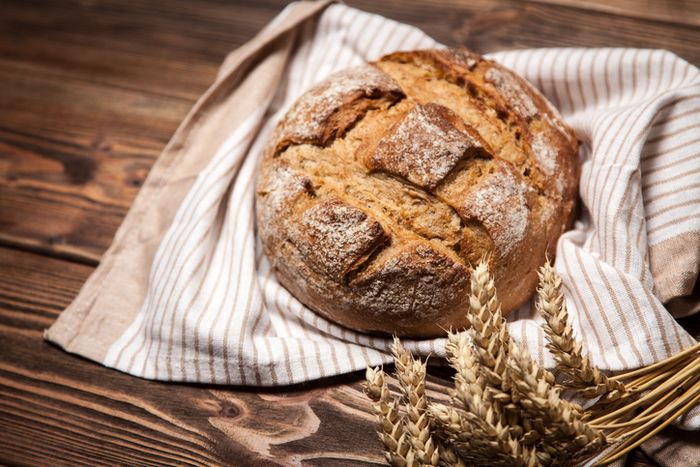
[47,0,699,430]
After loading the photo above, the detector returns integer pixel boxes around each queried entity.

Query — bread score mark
[290,198,389,283]
[272,65,405,156]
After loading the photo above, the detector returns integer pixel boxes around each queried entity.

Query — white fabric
[100,4,699,426]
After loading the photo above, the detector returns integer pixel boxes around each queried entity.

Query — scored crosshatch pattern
[91,2,699,424]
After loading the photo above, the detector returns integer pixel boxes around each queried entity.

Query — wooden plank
[0,0,283,100]
[344,0,700,64]
[0,0,284,262]
[531,0,700,28]
[0,68,190,263]
[0,246,402,465]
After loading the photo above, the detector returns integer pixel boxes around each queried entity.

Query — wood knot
[49,234,65,245]
[218,400,240,418]
[127,177,143,188]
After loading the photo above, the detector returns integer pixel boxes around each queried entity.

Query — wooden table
[1,1,698,465]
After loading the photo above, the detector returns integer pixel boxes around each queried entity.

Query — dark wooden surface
[1,1,699,465]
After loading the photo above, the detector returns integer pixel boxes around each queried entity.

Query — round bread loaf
[256,48,579,337]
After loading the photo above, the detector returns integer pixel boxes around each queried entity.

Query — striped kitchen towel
[46,0,699,425]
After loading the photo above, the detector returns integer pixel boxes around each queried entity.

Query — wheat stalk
[436,443,466,467]
[466,260,512,393]
[431,400,538,466]
[429,402,471,444]
[445,330,483,411]
[443,329,535,466]
[365,366,417,467]
[426,403,469,467]
[383,340,465,467]
[465,261,531,438]
[391,337,440,466]
[537,261,626,402]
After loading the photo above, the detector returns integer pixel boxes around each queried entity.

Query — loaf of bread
[256,48,579,337]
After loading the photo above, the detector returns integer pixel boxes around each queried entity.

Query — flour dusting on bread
[368,103,488,190]
[461,167,529,257]
[295,199,386,279]
[532,132,558,176]
[485,68,539,120]
[351,242,468,321]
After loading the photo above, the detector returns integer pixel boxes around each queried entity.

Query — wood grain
[0,246,395,465]
[344,0,700,64]
[532,0,700,27]
[0,0,282,263]
[2,0,698,465]
[0,50,192,262]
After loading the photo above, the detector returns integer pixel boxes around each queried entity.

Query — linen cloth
[46,0,700,427]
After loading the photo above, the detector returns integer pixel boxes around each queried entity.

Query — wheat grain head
[537,261,626,402]
[365,367,418,467]
[391,338,440,466]
[508,343,607,465]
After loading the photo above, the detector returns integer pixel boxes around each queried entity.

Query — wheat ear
[436,443,466,467]
[465,261,557,430]
[445,330,483,410]
[424,403,468,467]
[392,338,440,466]
[365,367,417,467]
[508,343,607,465]
[466,260,513,393]
[430,401,538,467]
[536,262,626,401]
[464,260,526,439]
[445,329,519,434]
[445,293,536,465]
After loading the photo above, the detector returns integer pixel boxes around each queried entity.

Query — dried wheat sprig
[464,259,537,443]
[436,442,466,467]
[445,330,484,409]
[591,357,700,428]
[425,415,467,467]
[611,375,700,439]
[429,402,472,444]
[596,379,700,465]
[429,402,492,465]
[391,338,440,466]
[442,329,538,466]
[508,343,607,465]
[611,341,700,382]
[365,259,699,467]
[597,361,700,439]
[365,367,417,467]
[536,262,626,402]
[446,329,531,439]
[448,262,544,465]
[431,402,537,467]
[466,260,512,392]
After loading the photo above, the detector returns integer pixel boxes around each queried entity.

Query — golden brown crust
[256,48,579,337]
